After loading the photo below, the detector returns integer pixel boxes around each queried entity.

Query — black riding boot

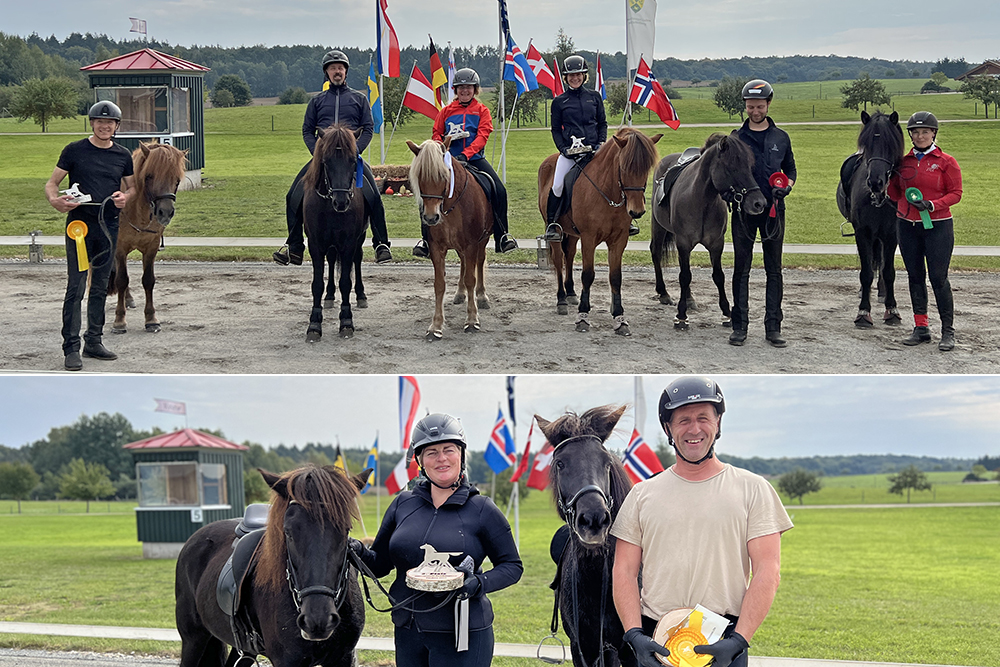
[543,193,563,241]
[413,224,430,258]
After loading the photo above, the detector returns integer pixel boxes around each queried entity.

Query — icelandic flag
[596,51,607,101]
[367,62,383,134]
[622,428,664,485]
[503,35,538,96]
[526,41,557,95]
[506,376,515,426]
[399,376,421,449]
[484,407,517,473]
[376,0,400,77]
[629,57,680,129]
[361,437,378,494]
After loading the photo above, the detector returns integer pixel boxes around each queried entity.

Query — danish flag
[526,41,558,95]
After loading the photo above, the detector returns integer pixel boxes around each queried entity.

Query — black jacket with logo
[551,86,607,156]
[735,117,797,209]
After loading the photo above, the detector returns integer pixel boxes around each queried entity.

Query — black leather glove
[623,627,670,667]
[347,537,366,559]
[771,185,792,200]
[911,198,933,212]
[694,632,749,667]
[454,153,468,164]
[456,555,481,599]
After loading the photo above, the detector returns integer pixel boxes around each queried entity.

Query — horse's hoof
[854,311,874,328]
[567,295,579,305]
[477,298,490,310]
[575,321,590,332]
[111,326,127,335]
[464,323,481,333]
[425,330,443,342]
[658,294,673,306]
[557,304,569,316]
[145,323,161,333]
[324,299,336,309]
[453,293,467,305]
[674,319,689,331]
[306,328,322,342]
[356,298,368,309]
[125,298,136,309]
[884,309,902,326]
[615,324,631,336]
[339,326,354,339]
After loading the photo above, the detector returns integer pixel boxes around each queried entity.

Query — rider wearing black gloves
[611,377,793,667]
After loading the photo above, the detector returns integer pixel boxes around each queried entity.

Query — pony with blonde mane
[407,138,493,340]
[107,141,187,333]
[175,465,369,667]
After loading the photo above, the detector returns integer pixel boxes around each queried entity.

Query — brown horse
[538,128,661,336]
[406,138,492,341]
[108,142,187,333]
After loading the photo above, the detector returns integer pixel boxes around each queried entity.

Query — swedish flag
[362,437,378,494]
[367,62,383,134]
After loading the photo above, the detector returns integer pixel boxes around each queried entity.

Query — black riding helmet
[407,413,468,488]
[742,79,773,102]
[322,49,351,75]
[88,101,122,122]
[907,111,938,131]
[658,376,725,464]
[562,55,589,84]
[452,67,480,92]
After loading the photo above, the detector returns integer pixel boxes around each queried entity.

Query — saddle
[552,153,595,227]
[548,524,571,590]
[216,504,270,659]
[840,153,863,205]
[464,163,503,234]
[654,147,702,208]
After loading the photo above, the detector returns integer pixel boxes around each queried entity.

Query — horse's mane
[605,128,659,184]
[408,139,449,200]
[545,405,633,518]
[255,464,360,593]
[703,131,754,170]
[123,142,186,223]
[305,124,359,192]
[858,111,904,162]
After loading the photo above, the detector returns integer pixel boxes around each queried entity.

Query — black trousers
[641,613,747,667]
[421,156,508,248]
[285,160,389,251]
[897,217,954,331]
[61,209,118,354]
[394,623,494,667]
[731,208,785,333]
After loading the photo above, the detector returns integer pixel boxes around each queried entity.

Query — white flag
[626,0,657,72]
[634,376,647,437]
[129,18,147,34]
[154,398,186,415]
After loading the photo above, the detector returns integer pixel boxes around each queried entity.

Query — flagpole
[375,430,381,529]
[379,72,386,164]
[385,60,416,157]
[498,12,507,182]
[501,94,520,149]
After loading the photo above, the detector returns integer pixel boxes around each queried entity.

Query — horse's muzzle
[574,507,612,546]
[297,607,340,641]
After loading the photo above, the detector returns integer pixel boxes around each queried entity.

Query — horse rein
[578,163,644,210]
[419,164,470,218]
[128,192,177,235]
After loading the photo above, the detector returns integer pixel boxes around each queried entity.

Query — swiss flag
[526,440,555,491]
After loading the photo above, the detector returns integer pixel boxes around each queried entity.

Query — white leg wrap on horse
[613,315,629,330]
[552,155,575,197]
[575,311,590,324]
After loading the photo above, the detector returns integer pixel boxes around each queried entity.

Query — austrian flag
[629,57,680,129]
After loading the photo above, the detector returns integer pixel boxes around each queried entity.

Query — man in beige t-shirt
[611,376,793,667]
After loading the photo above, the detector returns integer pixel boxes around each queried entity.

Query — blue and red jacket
[888,145,962,222]
[432,99,494,160]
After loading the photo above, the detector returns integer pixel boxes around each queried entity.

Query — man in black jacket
[730,79,796,348]
[273,50,392,265]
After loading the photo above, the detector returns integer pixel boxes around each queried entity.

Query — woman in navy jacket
[352,413,522,667]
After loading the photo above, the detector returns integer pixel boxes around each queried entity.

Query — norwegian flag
[526,41,558,95]
[503,35,538,96]
[622,428,664,485]
[376,0,400,76]
[629,57,680,130]
[596,51,607,101]
[526,440,554,490]
[550,56,565,96]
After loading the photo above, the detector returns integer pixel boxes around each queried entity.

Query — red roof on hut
[81,48,210,72]
[123,428,247,451]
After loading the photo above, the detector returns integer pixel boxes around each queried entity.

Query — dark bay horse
[407,138,492,340]
[107,142,187,333]
[175,465,369,667]
[536,405,635,667]
[651,133,766,329]
[303,125,368,341]
[837,110,904,327]
[538,128,661,336]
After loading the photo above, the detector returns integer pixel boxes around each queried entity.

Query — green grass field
[2,82,998,271]
[1,483,999,665]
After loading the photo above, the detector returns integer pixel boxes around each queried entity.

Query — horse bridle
[721,183,761,214]
[128,191,178,235]
[552,435,614,532]
[418,163,470,217]
[284,502,352,613]
[865,155,895,207]
[317,160,356,201]
[579,163,645,210]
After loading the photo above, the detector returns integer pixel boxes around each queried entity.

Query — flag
[510,420,533,482]
[361,437,378,494]
[129,18,147,35]
[333,445,346,472]
[367,62,384,134]
[551,56,565,96]
[403,63,440,120]
[527,440,554,490]
[447,43,457,103]
[626,0,657,72]
[506,376,515,426]
[429,36,447,109]
[385,454,418,495]
[635,376,647,436]
[622,428,664,485]
[376,0,400,77]
[399,375,421,449]
[498,0,511,39]
[503,35,538,96]
[629,57,680,129]
[154,398,185,415]
[526,42,557,95]
[484,407,517,473]
[596,51,607,101]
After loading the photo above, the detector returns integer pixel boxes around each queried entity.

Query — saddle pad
[656,149,701,208]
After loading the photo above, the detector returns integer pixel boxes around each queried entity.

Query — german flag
[429,35,447,109]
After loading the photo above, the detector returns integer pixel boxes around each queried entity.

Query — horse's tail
[106,266,118,296]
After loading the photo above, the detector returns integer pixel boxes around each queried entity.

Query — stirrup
[628,222,641,237]
[272,245,290,265]
[412,240,429,258]
[543,224,564,242]
[499,234,519,253]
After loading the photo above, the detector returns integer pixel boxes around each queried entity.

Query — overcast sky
[1,374,997,461]
[6,0,998,63]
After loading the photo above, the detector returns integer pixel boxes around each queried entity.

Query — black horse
[175,465,369,667]
[536,405,635,667]
[836,110,905,327]
[651,133,766,329]
[303,124,369,341]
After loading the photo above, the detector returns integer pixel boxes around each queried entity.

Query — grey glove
[623,627,670,667]
[454,153,468,164]
[347,537,366,558]
[771,185,792,200]
[694,632,749,667]
[455,555,481,599]
[911,198,933,212]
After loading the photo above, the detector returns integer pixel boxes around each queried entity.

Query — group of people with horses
[174,375,791,667]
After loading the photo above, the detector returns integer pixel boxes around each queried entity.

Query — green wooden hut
[124,428,246,559]
[82,49,210,190]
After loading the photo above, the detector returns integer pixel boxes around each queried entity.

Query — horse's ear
[613,134,627,149]
[443,135,453,152]
[139,142,151,156]
[353,127,363,140]
[406,140,420,156]
[861,110,871,124]
[534,414,553,439]
[352,468,373,492]
[650,134,663,144]
[889,111,899,124]
[259,468,287,497]
[591,405,628,440]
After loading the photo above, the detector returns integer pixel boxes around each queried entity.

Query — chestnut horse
[407,138,493,341]
[538,128,661,336]
[107,142,187,333]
